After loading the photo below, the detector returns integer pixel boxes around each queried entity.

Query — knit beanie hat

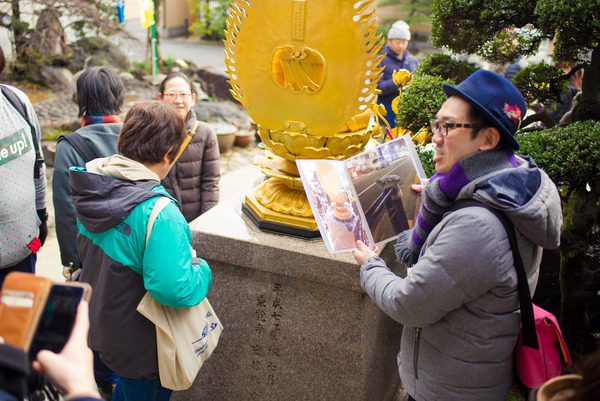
[388,20,411,41]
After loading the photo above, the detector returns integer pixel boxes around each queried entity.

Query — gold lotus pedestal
[243,122,378,237]
[242,152,318,237]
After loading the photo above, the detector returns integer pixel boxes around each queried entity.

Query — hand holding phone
[0,272,91,360]
[32,301,101,399]
[27,282,91,360]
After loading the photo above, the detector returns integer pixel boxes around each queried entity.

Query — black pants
[407,396,416,401]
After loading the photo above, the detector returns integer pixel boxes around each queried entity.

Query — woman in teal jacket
[71,101,212,401]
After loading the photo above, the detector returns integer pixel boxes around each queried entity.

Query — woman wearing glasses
[157,72,220,222]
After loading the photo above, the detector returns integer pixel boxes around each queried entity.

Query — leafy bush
[42,127,70,141]
[162,57,177,68]
[413,53,477,83]
[417,144,436,178]
[512,63,569,108]
[190,0,233,40]
[517,120,600,190]
[130,60,151,79]
[396,74,454,134]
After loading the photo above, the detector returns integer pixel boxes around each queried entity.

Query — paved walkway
[120,19,227,71]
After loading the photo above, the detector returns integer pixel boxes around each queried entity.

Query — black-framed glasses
[430,119,481,137]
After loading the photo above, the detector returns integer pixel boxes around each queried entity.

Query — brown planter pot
[234,131,254,148]
[210,123,238,154]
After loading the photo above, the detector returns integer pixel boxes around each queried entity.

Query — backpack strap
[145,197,173,246]
[1,84,45,178]
[449,198,539,350]
[58,131,98,163]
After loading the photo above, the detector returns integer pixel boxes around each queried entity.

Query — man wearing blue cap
[377,20,419,128]
[353,70,563,401]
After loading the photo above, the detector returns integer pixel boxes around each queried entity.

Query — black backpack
[57,131,98,163]
[1,84,45,178]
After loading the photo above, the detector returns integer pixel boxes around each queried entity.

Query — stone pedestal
[176,187,404,401]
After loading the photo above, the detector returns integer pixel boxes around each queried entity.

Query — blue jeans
[0,253,36,288]
[94,352,118,388]
[112,376,172,401]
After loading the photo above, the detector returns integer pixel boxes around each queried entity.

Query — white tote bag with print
[137,196,223,390]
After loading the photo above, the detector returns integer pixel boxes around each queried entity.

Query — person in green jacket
[70,101,212,401]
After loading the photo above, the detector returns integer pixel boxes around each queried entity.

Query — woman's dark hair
[118,100,186,164]
[158,72,196,97]
[76,66,124,117]
[0,45,5,74]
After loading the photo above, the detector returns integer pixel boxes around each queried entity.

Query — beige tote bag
[137,196,223,390]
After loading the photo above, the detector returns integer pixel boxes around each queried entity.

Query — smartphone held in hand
[28,281,91,359]
[0,272,91,359]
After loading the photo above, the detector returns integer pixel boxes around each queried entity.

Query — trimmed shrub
[413,53,477,83]
[396,74,454,134]
[517,120,600,190]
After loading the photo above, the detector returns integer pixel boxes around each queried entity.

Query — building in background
[124,0,432,42]
[124,0,191,38]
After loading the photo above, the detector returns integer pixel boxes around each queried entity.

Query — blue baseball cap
[443,69,526,150]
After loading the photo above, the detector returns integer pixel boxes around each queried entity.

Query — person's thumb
[411,184,424,192]
[355,240,368,251]
[32,349,60,376]
[36,349,59,366]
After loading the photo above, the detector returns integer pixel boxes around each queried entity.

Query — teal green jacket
[76,186,212,307]
[70,157,212,379]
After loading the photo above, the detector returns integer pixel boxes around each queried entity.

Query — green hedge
[517,120,600,190]
[413,53,477,83]
[396,74,454,134]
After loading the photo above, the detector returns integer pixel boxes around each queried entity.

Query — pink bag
[448,201,572,390]
[514,304,572,389]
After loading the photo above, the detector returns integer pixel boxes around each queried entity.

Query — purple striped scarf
[395,148,519,266]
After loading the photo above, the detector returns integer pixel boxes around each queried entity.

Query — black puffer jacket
[162,110,220,222]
